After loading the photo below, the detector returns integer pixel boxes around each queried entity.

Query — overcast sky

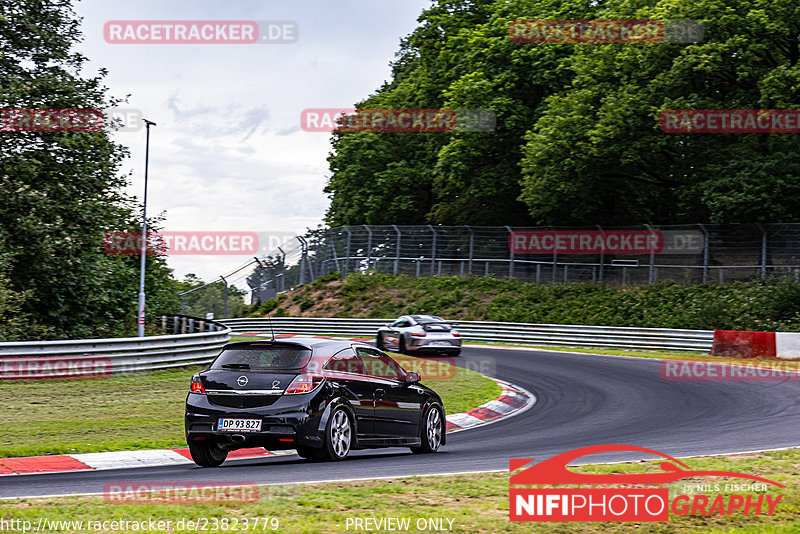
[74,0,431,282]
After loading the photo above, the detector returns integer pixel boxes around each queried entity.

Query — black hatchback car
[185,338,446,466]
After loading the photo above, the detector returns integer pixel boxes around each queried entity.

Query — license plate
[217,418,262,432]
[430,341,451,346]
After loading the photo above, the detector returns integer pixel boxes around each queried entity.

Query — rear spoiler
[422,322,453,332]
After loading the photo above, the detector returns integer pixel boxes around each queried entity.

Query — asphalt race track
[4,346,800,499]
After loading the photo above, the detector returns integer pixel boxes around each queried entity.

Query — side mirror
[405,372,421,383]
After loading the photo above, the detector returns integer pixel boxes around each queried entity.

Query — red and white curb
[0,448,298,476]
[0,339,534,476]
[445,378,534,433]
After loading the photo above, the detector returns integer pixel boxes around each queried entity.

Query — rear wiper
[221,363,251,369]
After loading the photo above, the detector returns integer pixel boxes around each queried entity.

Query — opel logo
[237,375,248,387]
[272,380,281,388]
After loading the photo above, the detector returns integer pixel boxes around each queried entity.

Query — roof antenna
[267,310,276,341]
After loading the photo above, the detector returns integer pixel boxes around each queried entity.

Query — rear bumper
[406,337,462,352]
[185,392,324,449]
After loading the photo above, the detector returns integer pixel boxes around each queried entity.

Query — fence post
[344,227,352,276]
[644,224,656,284]
[392,225,401,275]
[756,223,767,279]
[297,236,313,282]
[552,250,557,283]
[277,247,286,291]
[328,230,340,273]
[595,224,605,283]
[505,226,515,278]
[220,275,228,319]
[697,223,709,283]
[466,225,474,275]
[428,225,437,275]
[364,225,372,272]
[297,238,306,284]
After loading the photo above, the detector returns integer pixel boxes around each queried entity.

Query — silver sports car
[376,315,462,356]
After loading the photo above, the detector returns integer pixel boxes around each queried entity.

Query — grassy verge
[0,355,500,458]
[463,341,709,360]
[0,366,202,458]
[2,449,797,533]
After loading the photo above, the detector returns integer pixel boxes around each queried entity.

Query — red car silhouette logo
[510,444,784,487]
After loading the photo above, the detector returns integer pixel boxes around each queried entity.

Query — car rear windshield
[210,344,312,370]
[414,315,444,323]
[421,321,452,331]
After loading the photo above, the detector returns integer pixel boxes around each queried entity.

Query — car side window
[392,319,409,327]
[324,348,365,375]
[356,347,403,380]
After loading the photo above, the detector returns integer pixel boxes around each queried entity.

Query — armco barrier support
[711,330,776,358]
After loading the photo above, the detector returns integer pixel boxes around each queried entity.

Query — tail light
[285,374,324,394]
[190,374,206,394]
[410,332,426,337]
[451,332,460,337]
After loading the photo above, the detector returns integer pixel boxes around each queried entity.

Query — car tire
[295,445,324,460]
[398,336,407,354]
[321,408,352,461]
[189,441,228,467]
[411,405,443,454]
[451,348,461,357]
[376,333,385,350]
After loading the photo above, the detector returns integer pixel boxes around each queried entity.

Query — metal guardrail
[0,315,231,379]
[0,313,708,381]
[221,317,712,352]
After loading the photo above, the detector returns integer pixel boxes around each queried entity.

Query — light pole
[137,119,156,337]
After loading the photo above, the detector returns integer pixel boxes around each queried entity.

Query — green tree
[0,0,178,339]
[176,275,246,320]
[519,0,800,224]
[324,0,598,226]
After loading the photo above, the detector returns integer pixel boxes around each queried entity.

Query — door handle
[374,388,385,397]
